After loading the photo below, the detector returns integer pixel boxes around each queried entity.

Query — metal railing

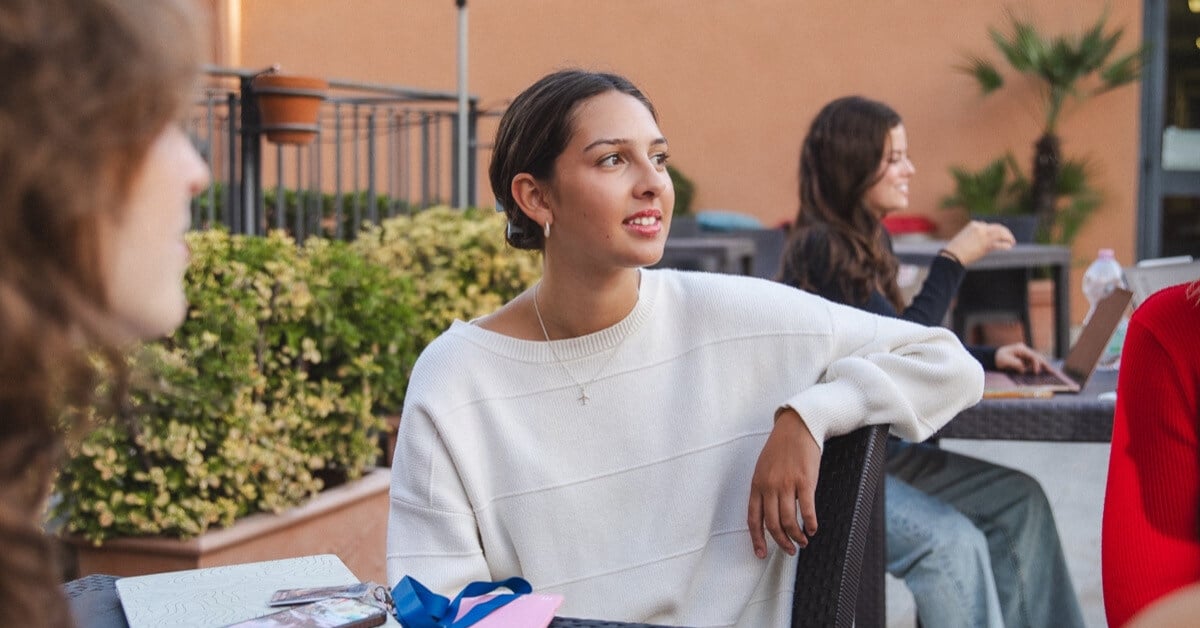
[188,65,495,240]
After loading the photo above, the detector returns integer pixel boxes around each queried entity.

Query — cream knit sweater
[387,269,982,627]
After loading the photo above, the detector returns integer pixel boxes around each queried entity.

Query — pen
[983,389,1055,400]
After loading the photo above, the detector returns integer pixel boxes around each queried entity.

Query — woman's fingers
[748,409,822,558]
[748,491,766,558]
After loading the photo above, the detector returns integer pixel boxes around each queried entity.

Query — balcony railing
[188,65,495,240]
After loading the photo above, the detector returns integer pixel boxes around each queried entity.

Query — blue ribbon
[390,576,532,628]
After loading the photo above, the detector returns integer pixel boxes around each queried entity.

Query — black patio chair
[791,423,889,628]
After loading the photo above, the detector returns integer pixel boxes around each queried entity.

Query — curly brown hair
[777,96,906,311]
[0,0,203,624]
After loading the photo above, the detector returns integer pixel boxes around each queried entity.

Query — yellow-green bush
[352,207,542,412]
[54,208,540,543]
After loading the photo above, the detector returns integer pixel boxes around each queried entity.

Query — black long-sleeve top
[779,229,998,370]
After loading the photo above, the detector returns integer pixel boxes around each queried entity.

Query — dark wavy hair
[0,0,202,625]
[777,96,906,310]
[488,69,657,250]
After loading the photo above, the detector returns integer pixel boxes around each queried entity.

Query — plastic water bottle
[1081,248,1128,367]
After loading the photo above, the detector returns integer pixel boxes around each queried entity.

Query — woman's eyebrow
[582,137,668,152]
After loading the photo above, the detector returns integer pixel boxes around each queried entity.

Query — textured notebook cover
[115,554,401,627]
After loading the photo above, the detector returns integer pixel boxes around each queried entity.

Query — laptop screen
[1062,287,1133,383]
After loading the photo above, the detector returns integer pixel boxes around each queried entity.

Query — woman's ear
[512,173,553,229]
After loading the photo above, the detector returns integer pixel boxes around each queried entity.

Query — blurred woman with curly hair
[0,0,209,624]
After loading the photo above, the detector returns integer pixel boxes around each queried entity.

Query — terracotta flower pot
[252,74,328,145]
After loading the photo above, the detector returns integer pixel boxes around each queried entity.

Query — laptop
[1122,257,1200,307]
[983,287,1132,396]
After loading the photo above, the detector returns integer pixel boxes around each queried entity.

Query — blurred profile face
[99,125,210,340]
[862,124,915,217]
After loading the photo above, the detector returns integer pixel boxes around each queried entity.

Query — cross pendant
[578,389,590,405]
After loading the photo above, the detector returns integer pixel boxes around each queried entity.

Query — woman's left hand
[995,343,1050,373]
[747,408,821,558]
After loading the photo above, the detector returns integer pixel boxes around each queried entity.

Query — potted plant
[53,230,411,582]
[951,8,1144,244]
[252,70,328,145]
[941,153,1101,246]
[52,208,540,582]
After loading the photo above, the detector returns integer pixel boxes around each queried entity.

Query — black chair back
[791,424,888,628]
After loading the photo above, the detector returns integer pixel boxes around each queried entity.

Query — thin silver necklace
[532,283,637,405]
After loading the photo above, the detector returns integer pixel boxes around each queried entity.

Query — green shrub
[193,183,418,239]
[668,165,696,216]
[352,207,542,382]
[54,207,541,544]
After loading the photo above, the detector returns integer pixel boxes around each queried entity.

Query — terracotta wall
[210,0,1143,324]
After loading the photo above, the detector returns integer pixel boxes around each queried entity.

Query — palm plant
[960,9,1143,240]
[940,152,1102,245]
[941,154,1028,217]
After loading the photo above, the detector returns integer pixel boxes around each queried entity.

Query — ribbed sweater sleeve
[1102,283,1200,626]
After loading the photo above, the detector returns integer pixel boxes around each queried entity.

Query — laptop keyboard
[1007,371,1069,387]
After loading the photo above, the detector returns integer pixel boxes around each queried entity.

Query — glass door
[1138,0,1200,259]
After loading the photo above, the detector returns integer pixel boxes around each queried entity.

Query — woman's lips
[624,214,662,236]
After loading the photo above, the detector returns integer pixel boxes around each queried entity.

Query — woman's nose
[187,142,211,195]
[635,160,668,198]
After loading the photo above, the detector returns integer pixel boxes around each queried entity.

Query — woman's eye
[599,154,622,166]
[652,152,671,167]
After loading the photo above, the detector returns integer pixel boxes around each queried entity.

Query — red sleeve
[1103,287,1200,627]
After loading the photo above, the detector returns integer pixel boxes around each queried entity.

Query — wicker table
[936,368,1117,442]
[64,573,679,628]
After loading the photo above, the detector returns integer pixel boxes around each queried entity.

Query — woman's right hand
[942,220,1017,266]
[747,408,821,559]
[995,343,1051,374]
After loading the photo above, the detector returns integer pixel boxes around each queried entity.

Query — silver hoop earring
[544,222,551,239]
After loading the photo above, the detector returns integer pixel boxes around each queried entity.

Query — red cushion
[881,213,936,235]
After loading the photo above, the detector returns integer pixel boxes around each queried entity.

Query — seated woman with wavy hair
[777,95,1083,628]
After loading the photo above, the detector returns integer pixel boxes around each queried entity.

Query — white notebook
[115,554,401,627]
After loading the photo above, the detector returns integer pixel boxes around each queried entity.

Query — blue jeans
[885,440,1085,628]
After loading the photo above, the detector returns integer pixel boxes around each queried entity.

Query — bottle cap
[1098,248,1115,259]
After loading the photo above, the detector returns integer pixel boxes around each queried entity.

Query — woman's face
[99,124,210,340]
[862,124,915,217]
[543,90,674,272]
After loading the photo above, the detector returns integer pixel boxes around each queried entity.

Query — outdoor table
[64,573,679,628]
[656,236,756,276]
[893,240,1072,359]
[936,368,1117,442]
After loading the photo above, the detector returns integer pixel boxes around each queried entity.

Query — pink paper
[453,592,563,628]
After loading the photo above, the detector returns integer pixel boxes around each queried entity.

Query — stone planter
[67,468,390,584]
